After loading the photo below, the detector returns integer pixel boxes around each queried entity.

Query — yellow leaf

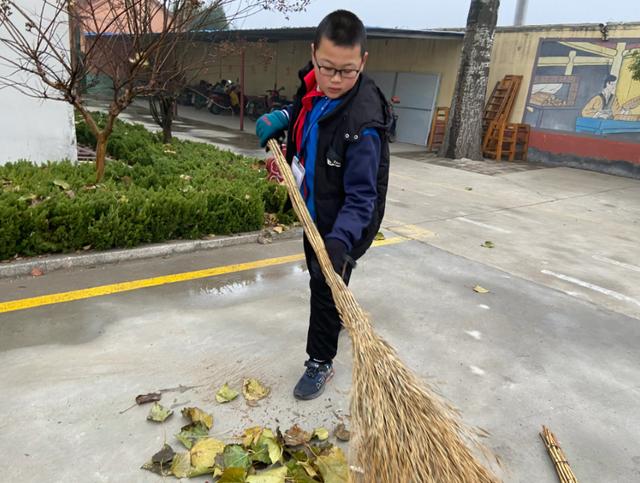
[473,285,490,294]
[246,466,288,483]
[189,438,225,468]
[216,383,239,403]
[169,452,191,478]
[243,378,270,401]
[147,402,173,422]
[242,426,264,447]
[258,430,282,464]
[182,407,213,429]
[316,447,349,483]
[313,427,329,441]
[301,461,318,477]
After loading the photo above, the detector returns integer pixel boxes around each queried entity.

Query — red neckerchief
[293,69,324,164]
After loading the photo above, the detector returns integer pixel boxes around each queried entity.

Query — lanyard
[300,97,333,157]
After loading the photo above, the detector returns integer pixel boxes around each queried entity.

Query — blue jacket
[285,65,392,260]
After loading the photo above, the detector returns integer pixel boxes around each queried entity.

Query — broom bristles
[267,140,499,482]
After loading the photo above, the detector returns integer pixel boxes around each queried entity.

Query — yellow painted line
[389,224,436,241]
[371,236,407,247]
[0,237,406,314]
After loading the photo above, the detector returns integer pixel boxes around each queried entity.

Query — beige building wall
[188,24,640,131]
[365,38,463,107]
[489,23,640,124]
[191,37,463,105]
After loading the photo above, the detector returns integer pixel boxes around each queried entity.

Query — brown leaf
[334,423,350,442]
[30,267,44,277]
[283,424,312,446]
[136,392,161,405]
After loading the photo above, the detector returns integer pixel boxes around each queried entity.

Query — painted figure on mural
[581,75,639,120]
[524,39,640,138]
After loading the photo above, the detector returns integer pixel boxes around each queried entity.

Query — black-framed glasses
[313,52,362,79]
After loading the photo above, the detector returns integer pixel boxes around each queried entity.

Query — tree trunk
[441,0,500,160]
[95,132,108,183]
[161,97,174,144]
[150,94,175,144]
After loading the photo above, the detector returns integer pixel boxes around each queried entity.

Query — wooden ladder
[427,106,450,152]
[482,75,530,161]
[482,75,522,136]
[483,121,530,161]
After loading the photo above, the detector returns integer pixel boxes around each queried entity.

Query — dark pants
[303,236,353,362]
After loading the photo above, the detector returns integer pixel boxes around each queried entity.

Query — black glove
[325,238,348,275]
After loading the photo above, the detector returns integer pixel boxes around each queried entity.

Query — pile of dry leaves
[138,379,350,482]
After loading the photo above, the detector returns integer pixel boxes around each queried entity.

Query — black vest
[286,63,393,260]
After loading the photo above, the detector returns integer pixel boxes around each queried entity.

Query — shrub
[0,115,291,260]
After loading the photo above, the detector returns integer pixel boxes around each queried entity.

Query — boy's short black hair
[314,10,367,57]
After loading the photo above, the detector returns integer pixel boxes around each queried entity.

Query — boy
[256,10,392,400]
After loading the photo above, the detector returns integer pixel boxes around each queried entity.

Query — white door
[367,71,440,145]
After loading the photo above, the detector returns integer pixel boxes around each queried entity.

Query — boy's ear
[310,43,315,59]
[361,51,369,69]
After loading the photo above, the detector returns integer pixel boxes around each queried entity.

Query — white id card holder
[292,156,305,188]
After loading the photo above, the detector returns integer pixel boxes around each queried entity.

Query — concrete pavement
[1,229,639,482]
[1,101,640,482]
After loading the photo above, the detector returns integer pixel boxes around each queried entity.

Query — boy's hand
[256,110,288,147]
[325,238,347,275]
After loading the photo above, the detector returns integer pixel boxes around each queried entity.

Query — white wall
[0,0,76,164]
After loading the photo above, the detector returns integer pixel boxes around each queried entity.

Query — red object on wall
[530,130,640,164]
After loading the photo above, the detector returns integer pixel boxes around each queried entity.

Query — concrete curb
[0,227,303,279]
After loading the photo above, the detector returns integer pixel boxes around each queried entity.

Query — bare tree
[147,36,274,143]
[441,0,500,160]
[0,0,309,181]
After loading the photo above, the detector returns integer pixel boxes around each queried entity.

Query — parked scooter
[178,80,214,109]
[246,86,289,121]
[207,79,235,114]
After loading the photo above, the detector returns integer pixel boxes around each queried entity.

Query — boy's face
[311,37,367,99]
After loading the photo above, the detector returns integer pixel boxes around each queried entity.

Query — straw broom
[267,140,499,482]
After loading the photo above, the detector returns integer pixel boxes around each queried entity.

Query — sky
[230,0,639,30]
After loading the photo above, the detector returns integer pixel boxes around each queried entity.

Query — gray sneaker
[293,360,334,400]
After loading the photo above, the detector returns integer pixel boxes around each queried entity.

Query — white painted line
[465,330,483,340]
[541,269,640,308]
[470,365,486,376]
[456,217,512,234]
[593,255,640,273]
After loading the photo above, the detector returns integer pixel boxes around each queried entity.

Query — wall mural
[524,39,640,142]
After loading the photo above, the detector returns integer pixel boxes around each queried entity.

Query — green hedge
[0,114,291,260]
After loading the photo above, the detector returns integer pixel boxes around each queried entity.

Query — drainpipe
[514,0,528,26]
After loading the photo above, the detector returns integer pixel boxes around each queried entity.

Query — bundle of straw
[540,426,578,483]
[267,139,499,482]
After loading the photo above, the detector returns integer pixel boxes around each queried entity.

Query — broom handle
[266,139,354,314]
